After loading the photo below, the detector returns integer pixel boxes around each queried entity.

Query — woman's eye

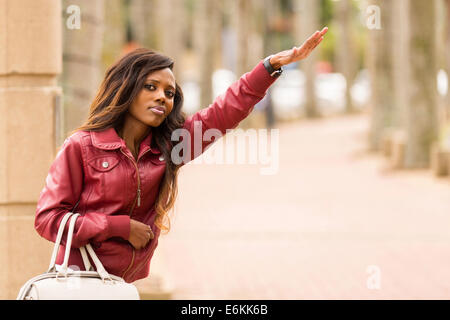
[166,91,175,98]
[144,84,156,90]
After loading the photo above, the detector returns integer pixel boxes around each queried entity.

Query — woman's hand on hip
[128,218,154,250]
[269,27,328,69]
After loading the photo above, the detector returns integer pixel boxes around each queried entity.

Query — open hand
[128,218,154,250]
[269,27,328,69]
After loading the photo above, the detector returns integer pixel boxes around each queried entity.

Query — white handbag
[17,212,140,300]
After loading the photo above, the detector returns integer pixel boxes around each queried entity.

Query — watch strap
[263,55,283,78]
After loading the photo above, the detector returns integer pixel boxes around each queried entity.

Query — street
[157,113,450,299]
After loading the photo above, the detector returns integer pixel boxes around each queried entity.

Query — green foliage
[318,21,337,64]
[320,0,334,26]
[354,22,368,70]
[317,0,369,70]
[318,0,337,64]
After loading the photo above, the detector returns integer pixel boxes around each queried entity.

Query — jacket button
[102,161,109,168]
[159,155,164,161]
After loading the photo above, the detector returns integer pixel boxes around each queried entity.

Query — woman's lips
[149,107,165,115]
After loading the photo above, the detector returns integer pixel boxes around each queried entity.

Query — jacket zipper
[127,157,166,280]
[127,249,150,280]
[120,148,148,215]
[120,246,135,279]
[119,147,151,280]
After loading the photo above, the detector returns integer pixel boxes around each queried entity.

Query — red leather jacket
[35,60,276,283]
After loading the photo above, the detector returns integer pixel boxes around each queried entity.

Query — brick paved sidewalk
[156,114,450,299]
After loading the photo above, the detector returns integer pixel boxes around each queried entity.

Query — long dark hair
[75,48,186,233]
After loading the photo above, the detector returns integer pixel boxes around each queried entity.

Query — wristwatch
[263,55,283,78]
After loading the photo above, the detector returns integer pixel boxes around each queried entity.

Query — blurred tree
[294,0,320,118]
[262,0,282,56]
[155,0,186,77]
[236,0,268,129]
[62,0,105,137]
[233,0,251,76]
[429,0,450,176]
[391,0,409,131]
[319,0,337,65]
[101,0,126,75]
[128,0,186,77]
[404,0,439,167]
[367,0,396,151]
[262,0,284,127]
[320,0,334,25]
[446,0,450,122]
[249,0,265,68]
[335,0,356,113]
[122,1,141,55]
[128,0,156,48]
[194,0,220,108]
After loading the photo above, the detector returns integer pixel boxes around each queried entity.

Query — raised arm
[176,27,328,165]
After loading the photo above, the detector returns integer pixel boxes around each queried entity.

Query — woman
[35,27,328,283]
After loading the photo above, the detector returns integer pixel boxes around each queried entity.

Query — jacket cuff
[245,60,278,95]
[106,215,130,240]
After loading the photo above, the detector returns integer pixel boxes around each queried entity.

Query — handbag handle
[62,215,113,281]
[48,212,113,281]
[79,246,94,271]
[48,212,91,272]
[58,213,80,274]
[47,212,75,272]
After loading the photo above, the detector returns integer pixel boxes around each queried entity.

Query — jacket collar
[91,127,161,154]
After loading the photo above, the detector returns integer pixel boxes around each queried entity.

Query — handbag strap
[47,212,95,273]
[79,246,94,271]
[61,213,94,273]
[54,213,113,281]
[59,213,80,273]
[85,243,113,281]
[47,212,74,272]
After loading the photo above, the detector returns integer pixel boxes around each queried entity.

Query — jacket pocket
[87,155,120,172]
[86,155,125,204]
[149,154,166,166]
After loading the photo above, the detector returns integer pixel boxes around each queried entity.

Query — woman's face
[128,67,176,127]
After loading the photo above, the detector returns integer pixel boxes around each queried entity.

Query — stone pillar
[0,0,62,299]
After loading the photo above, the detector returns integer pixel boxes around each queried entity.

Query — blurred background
[1,0,450,299]
[62,0,371,133]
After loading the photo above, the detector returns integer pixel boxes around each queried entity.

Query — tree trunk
[295,0,319,118]
[335,0,356,113]
[154,0,185,77]
[62,0,105,137]
[404,0,439,168]
[128,0,156,48]
[391,0,410,130]
[446,0,450,122]
[366,0,397,151]
[101,0,127,72]
[262,0,282,127]
[234,0,251,76]
[128,0,185,77]
[194,0,219,108]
